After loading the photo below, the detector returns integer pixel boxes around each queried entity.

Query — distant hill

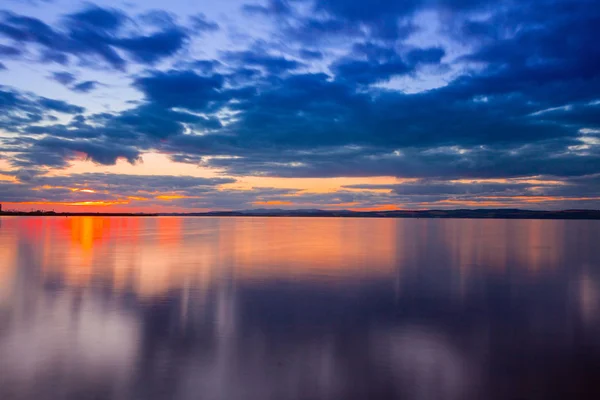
[161,209,600,220]
[3,209,600,219]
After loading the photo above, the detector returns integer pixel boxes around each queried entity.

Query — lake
[1,216,599,400]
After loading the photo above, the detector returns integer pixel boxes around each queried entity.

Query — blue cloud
[242,0,294,16]
[299,49,323,60]
[51,71,76,85]
[37,97,84,114]
[224,49,305,74]
[27,136,141,166]
[113,29,188,64]
[134,69,236,112]
[72,80,99,93]
[0,5,193,70]
[1,0,599,206]
[189,13,220,32]
[0,85,84,134]
[50,72,100,93]
[0,44,22,57]
[64,5,125,32]
[405,47,445,65]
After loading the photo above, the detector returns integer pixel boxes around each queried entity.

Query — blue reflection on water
[0,216,599,399]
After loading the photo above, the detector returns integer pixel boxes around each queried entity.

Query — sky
[0,0,599,212]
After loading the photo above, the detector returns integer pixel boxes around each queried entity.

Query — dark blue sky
[1,0,599,211]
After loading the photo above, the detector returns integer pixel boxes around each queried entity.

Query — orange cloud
[155,194,191,200]
[15,200,130,207]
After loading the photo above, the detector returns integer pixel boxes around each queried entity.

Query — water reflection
[1,216,600,399]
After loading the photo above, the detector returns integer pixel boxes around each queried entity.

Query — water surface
[1,216,600,399]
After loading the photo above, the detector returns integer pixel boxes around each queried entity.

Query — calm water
[1,216,600,400]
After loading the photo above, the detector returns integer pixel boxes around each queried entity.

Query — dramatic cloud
[0,85,84,132]
[223,49,305,74]
[0,4,217,70]
[1,0,599,210]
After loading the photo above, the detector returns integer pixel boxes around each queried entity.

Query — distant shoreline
[1,209,600,220]
[0,212,159,217]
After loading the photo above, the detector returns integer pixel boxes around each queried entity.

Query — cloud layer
[1,0,599,210]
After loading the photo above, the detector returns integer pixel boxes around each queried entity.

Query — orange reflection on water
[223,217,399,280]
[1,216,582,300]
[0,224,17,304]
[15,217,400,297]
[68,217,111,251]
[156,217,182,247]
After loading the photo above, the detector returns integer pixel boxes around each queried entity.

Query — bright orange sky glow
[1,150,598,213]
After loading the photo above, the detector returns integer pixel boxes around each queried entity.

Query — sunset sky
[1,0,599,212]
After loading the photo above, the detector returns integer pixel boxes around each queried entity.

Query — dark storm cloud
[0,4,212,70]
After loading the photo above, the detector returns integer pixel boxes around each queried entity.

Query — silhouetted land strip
[3,209,597,219]
[0,209,600,219]
[164,209,600,219]
[0,211,158,217]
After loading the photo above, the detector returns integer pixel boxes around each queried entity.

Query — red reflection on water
[67,217,111,251]
[0,216,583,299]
